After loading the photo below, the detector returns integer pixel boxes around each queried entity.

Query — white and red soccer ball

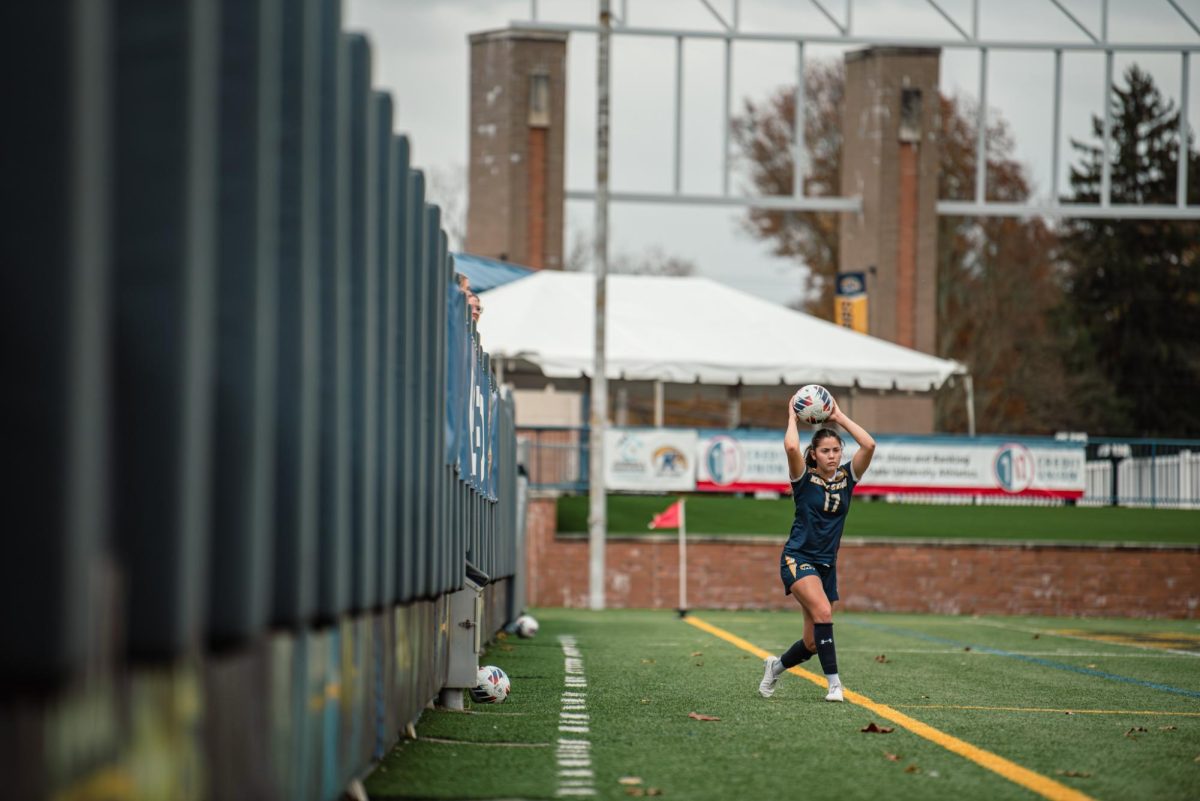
[792,384,834,425]
[470,665,511,704]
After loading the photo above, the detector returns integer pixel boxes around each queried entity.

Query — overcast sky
[345,0,1199,306]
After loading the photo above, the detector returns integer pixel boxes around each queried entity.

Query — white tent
[477,271,966,392]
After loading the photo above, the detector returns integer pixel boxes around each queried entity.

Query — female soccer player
[758,392,875,702]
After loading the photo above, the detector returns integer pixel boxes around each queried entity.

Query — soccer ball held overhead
[792,384,834,425]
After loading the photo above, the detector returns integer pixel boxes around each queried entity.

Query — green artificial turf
[365,608,1200,800]
[555,494,1200,544]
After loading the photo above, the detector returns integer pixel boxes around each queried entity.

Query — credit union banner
[696,432,1085,499]
[604,428,698,492]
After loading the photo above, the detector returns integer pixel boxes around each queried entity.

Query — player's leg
[762,561,820,698]
[789,574,842,701]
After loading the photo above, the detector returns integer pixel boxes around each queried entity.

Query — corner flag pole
[678,498,687,616]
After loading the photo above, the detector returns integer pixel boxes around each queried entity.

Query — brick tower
[839,47,942,433]
[466,29,567,269]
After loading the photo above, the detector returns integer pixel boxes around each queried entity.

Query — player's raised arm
[784,396,806,479]
[830,401,875,479]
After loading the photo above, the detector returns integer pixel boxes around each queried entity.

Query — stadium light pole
[588,0,611,611]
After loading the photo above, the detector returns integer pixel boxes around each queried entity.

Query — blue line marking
[847,620,1200,700]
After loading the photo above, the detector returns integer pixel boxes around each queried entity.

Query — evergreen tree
[1061,65,1200,436]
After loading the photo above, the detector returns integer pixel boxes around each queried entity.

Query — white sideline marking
[555,635,594,798]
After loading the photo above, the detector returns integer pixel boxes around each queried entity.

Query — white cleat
[825,684,844,702]
[759,656,782,698]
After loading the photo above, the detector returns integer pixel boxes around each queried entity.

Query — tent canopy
[477,271,965,391]
[452,252,534,293]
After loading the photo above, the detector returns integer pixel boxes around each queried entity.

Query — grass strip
[557,494,1200,543]
[686,614,1099,801]
[368,609,1200,800]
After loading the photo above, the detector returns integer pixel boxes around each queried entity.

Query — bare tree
[564,226,696,276]
[732,62,1078,433]
[424,163,467,250]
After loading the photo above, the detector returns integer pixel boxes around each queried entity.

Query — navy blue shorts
[779,554,838,602]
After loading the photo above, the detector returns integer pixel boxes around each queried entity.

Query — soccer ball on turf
[792,384,834,425]
[515,614,539,639]
[470,665,511,704]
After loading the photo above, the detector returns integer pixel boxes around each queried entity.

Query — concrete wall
[526,498,1200,618]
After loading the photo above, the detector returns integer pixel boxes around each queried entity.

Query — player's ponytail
[805,428,844,470]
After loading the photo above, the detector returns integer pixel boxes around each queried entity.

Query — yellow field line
[895,703,1200,717]
[685,615,1098,801]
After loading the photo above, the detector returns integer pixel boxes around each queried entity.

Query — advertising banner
[604,428,698,492]
[835,271,868,334]
[696,432,1085,499]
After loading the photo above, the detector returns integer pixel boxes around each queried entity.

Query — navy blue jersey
[782,461,859,565]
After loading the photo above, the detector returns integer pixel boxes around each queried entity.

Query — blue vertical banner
[444,282,466,467]
[487,381,499,501]
[467,339,484,492]
[479,352,491,495]
[457,332,474,482]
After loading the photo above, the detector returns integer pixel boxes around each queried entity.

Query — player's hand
[828,397,844,424]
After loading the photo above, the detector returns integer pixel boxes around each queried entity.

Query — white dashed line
[555,636,594,797]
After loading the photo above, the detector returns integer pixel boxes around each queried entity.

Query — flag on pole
[648,499,682,530]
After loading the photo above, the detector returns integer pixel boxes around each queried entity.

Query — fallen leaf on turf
[904,764,921,774]
[1056,770,1092,778]
[625,789,645,797]
[618,777,643,786]
[647,789,663,796]
[1194,754,1200,763]
[884,753,901,761]
[690,651,703,656]
[1125,726,1148,739]
[641,659,655,664]
[688,712,721,721]
[1160,725,1177,731]
[861,722,894,733]
[875,654,891,663]
[640,698,651,704]
[499,644,514,651]
[496,631,508,640]
[1086,664,1097,669]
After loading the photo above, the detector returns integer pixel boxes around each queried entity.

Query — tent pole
[964,374,976,436]
[654,380,664,428]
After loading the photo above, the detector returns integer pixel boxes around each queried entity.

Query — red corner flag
[648,500,683,530]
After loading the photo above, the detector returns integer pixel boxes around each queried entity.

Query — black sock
[780,639,814,669]
[814,623,838,675]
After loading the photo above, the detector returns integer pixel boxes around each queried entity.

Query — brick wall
[525,497,1200,618]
